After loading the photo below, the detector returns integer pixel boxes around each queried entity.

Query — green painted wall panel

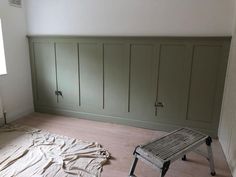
[79,43,103,112]
[55,43,79,110]
[28,36,231,137]
[129,44,157,120]
[156,44,191,122]
[33,42,57,107]
[187,45,222,122]
[104,44,129,115]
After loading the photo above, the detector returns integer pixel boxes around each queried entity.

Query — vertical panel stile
[185,44,195,121]
[128,43,132,113]
[31,41,38,102]
[102,43,105,109]
[54,42,59,103]
[77,43,81,107]
[155,43,161,116]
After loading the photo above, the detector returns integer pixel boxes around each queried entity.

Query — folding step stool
[128,128,216,177]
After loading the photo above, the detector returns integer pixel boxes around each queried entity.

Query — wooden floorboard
[14,113,232,177]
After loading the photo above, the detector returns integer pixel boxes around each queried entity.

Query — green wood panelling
[129,44,157,120]
[79,43,103,112]
[33,42,57,107]
[187,45,222,122]
[104,44,129,115]
[28,36,231,137]
[55,43,79,110]
[156,44,191,122]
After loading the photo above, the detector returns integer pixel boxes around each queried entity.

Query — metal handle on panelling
[155,101,164,116]
[55,91,63,97]
[156,102,164,108]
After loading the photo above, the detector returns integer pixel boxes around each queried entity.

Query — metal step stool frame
[128,127,216,177]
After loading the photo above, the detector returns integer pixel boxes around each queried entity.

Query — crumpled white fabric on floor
[0,124,109,177]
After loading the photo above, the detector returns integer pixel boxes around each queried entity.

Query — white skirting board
[0,95,34,124]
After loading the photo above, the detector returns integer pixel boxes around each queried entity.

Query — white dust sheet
[0,124,109,177]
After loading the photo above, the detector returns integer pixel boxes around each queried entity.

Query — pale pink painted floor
[14,113,232,177]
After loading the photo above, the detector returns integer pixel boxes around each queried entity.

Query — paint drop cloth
[0,124,109,177]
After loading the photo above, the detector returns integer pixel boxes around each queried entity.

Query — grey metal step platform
[128,127,216,177]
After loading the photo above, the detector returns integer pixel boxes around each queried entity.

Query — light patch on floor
[0,124,109,177]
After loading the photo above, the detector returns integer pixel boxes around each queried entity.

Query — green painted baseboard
[35,106,218,138]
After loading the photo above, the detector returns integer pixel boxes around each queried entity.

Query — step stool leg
[128,156,138,177]
[182,155,187,161]
[206,137,216,176]
[159,161,170,177]
[160,170,164,177]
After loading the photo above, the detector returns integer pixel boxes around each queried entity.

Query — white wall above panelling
[25,0,235,36]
